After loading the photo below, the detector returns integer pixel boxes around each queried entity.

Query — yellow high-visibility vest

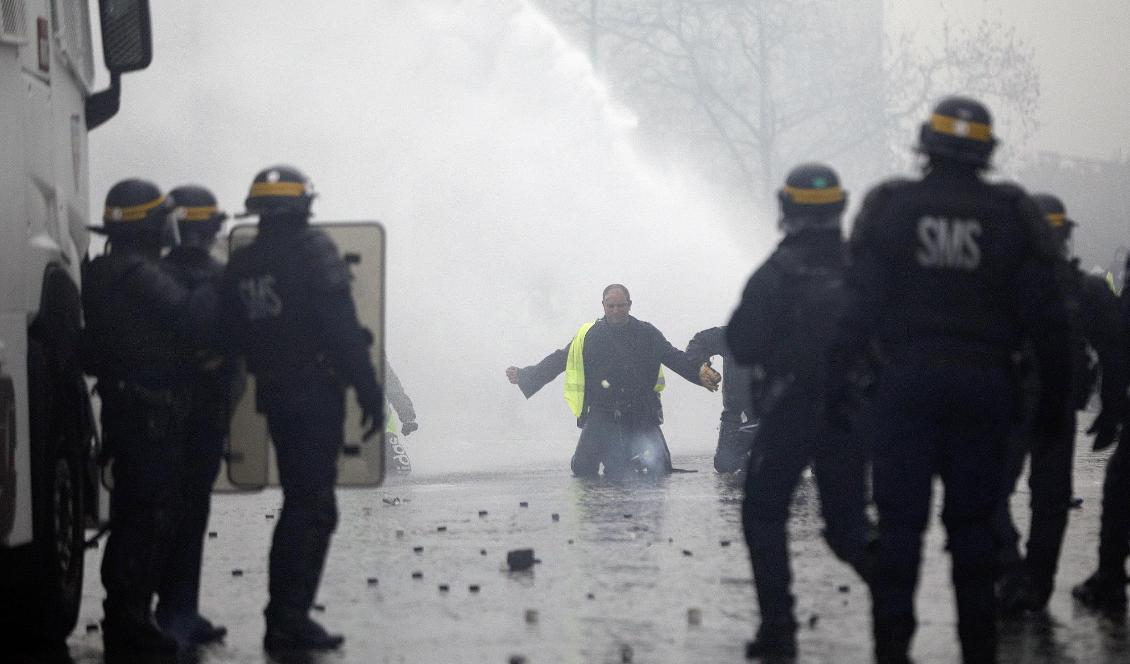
[564,320,665,418]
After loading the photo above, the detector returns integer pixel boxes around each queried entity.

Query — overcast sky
[890,0,1130,162]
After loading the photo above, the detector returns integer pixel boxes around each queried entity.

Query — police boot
[1072,570,1128,614]
[155,609,228,647]
[745,621,797,659]
[874,639,913,664]
[996,567,1037,615]
[263,610,344,653]
[102,603,178,662]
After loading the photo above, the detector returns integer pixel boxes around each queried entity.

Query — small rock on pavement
[396,529,405,538]
[479,510,488,517]
[469,584,481,593]
[507,548,536,571]
[687,607,702,625]
[1070,497,1084,509]
[207,531,218,539]
[519,501,529,508]
[231,569,243,577]
[265,513,274,519]
[412,571,423,579]
[838,585,850,593]
[509,656,527,664]
[551,513,560,522]
[682,549,693,556]
[621,644,634,663]
[413,545,424,553]
[525,609,538,623]
[720,539,731,547]
[809,614,820,628]
[480,549,487,556]
[439,584,449,592]
[437,525,447,532]
[367,577,379,586]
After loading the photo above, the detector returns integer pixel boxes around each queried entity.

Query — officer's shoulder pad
[988,180,1028,200]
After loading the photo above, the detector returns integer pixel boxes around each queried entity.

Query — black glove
[1088,408,1122,451]
[360,400,384,442]
[401,420,418,436]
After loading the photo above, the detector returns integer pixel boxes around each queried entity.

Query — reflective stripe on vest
[563,320,665,418]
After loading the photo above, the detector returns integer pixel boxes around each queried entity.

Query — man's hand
[360,399,384,442]
[401,420,419,436]
[1088,408,1122,451]
[698,362,721,392]
[506,366,520,385]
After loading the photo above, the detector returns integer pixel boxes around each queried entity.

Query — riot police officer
[218,165,383,652]
[83,179,216,660]
[995,193,1126,613]
[827,97,1071,663]
[154,185,230,645]
[727,163,872,658]
[1072,241,1130,615]
[684,326,756,473]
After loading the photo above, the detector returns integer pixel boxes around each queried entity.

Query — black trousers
[156,387,226,621]
[741,392,869,632]
[714,418,756,473]
[260,379,343,622]
[994,407,1076,591]
[1098,431,1130,576]
[100,382,190,626]
[570,409,672,477]
[870,360,1012,663]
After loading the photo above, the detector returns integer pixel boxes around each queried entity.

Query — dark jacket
[829,163,1071,419]
[685,326,754,422]
[516,315,701,427]
[219,223,381,410]
[82,250,215,382]
[1061,262,1125,411]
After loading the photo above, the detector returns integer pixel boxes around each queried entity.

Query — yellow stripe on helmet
[104,195,166,223]
[784,185,845,205]
[180,205,219,222]
[930,114,993,143]
[1045,212,1067,227]
[249,181,307,198]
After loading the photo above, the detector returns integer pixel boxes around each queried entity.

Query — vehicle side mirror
[99,0,152,74]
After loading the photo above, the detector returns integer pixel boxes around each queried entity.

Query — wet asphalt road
[62,433,1129,663]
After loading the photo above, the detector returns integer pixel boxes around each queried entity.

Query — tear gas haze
[89,1,758,473]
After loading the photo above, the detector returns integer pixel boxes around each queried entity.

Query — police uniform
[154,185,231,645]
[82,180,217,659]
[218,166,382,652]
[684,326,756,473]
[828,98,1071,664]
[727,164,872,659]
[995,194,1126,612]
[1073,245,1130,614]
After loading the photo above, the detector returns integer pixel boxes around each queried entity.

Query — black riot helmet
[917,96,998,168]
[1031,192,1075,257]
[240,164,316,221]
[776,163,847,235]
[170,184,227,250]
[93,178,178,247]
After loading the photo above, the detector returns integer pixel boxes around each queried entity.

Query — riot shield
[222,221,386,490]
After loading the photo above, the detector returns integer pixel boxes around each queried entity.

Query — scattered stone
[623,513,632,519]
[519,501,529,508]
[586,592,595,600]
[720,540,731,547]
[207,531,218,539]
[838,585,850,593]
[525,608,538,623]
[621,644,634,663]
[396,529,405,538]
[413,546,424,553]
[382,497,401,506]
[682,549,693,556]
[507,548,536,571]
[437,526,447,532]
[367,577,379,586]
[265,514,274,519]
[412,571,423,579]
[439,584,449,592]
[1070,497,1085,509]
[231,569,243,577]
[687,607,702,626]
[480,549,488,556]
[567,539,574,545]
[809,614,819,628]
[469,584,481,593]
[479,510,488,517]
[312,604,325,612]
[668,537,673,543]
[509,656,527,664]
[551,513,560,522]
[85,623,99,633]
